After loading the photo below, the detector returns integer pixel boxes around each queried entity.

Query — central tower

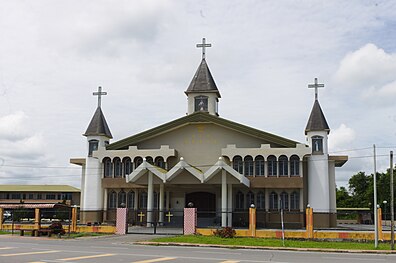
[185,38,221,116]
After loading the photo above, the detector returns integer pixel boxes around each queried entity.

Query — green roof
[108,111,300,150]
[0,185,80,192]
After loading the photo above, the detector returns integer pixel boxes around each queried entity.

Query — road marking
[58,253,115,261]
[132,257,176,263]
[0,247,14,250]
[0,250,60,256]
[220,261,240,263]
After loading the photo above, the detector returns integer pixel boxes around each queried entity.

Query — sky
[0,0,396,190]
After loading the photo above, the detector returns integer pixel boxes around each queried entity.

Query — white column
[147,171,154,227]
[288,157,291,177]
[103,188,108,211]
[299,160,303,177]
[221,170,227,227]
[227,184,233,227]
[264,159,268,177]
[134,190,138,210]
[159,183,164,223]
[166,191,170,210]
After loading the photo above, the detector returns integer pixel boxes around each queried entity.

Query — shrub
[213,227,236,238]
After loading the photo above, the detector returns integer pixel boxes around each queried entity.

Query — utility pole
[374,144,378,248]
[390,151,394,250]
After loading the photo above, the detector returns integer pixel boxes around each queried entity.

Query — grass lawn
[151,235,393,251]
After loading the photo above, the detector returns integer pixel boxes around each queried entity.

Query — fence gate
[127,209,184,235]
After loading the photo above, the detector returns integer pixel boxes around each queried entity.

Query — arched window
[108,190,117,209]
[280,192,289,210]
[267,155,277,176]
[118,190,126,207]
[236,191,244,209]
[146,157,153,165]
[127,191,135,209]
[278,155,288,176]
[114,158,122,178]
[134,157,143,169]
[103,157,112,178]
[269,192,278,210]
[257,191,265,210]
[155,157,165,169]
[290,191,300,210]
[139,191,147,209]
[233,156,243,174]
[123,157,132,177]
[244,156,253,176]
[255,156,265,176]
[246,191,254,207]
[194,95,208,112]
[290,155,300,176]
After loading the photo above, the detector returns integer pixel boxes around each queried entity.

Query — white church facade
[71,39,347,228]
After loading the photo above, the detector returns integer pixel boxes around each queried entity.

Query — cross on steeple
[308,78,324,101]
[196,38,211,59]
[93,86,107,108]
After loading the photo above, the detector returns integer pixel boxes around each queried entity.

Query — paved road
[0,234,395,263]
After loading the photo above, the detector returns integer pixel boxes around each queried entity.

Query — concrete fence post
[184,208,197,235]
[306,207,314,239]
[378,207,383,241]
[249,207,256,237]
[116,208,128,235]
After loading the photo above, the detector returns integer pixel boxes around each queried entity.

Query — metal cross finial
[196,38,212,59]
[93,86,107,108]
[308,78,324,101]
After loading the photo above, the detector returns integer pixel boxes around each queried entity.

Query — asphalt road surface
[0,235,395,263]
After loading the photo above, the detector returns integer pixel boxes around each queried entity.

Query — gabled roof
[305,100,330,135]
[107,111,300,150]
[84,107,113,138]
[185,59,220,97]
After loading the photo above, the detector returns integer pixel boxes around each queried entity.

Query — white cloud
[328,124,356,152]
[0,111,30,141]
[335,43,396,87]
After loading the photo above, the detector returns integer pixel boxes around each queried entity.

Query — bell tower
[185,38,221,116]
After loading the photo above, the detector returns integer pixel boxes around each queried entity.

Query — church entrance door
[185,192,217,226]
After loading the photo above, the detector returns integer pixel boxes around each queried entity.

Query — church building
[70,39,347,228]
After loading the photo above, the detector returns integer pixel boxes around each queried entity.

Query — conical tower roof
[305,100,330,135]
[185,59,221,97]
[83,107,113,138]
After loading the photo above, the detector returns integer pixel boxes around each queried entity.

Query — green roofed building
[0,185,80,206]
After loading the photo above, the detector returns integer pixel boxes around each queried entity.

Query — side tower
[185,38,221,116]
[81,86,112,223]
[305,78,333,227]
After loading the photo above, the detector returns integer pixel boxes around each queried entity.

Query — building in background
[0,185,80,206]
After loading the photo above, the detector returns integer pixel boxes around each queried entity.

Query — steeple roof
[84,107,113,138]
[185,59,221,97]
[305,100,330,135]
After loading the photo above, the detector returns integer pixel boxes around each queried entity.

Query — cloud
[335,43,396,87]
[0,111,30,141]
[328,124,356,152]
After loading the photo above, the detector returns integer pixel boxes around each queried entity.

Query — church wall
[135,123,283,172]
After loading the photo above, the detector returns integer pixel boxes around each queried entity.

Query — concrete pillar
[0,208,3,230]
[249,207,256,237]
[159,183,165,223]
[227,184,233,227]
[378,207,383,241]
[166,191,170,210]
[147,171,154,227]
[103,188,108,221]
[183,208,197,235]
[306,207,314,239]
[116,208,128,235]
[71,206,78,232]
[221,170,227,227]
[299,160,303,177]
